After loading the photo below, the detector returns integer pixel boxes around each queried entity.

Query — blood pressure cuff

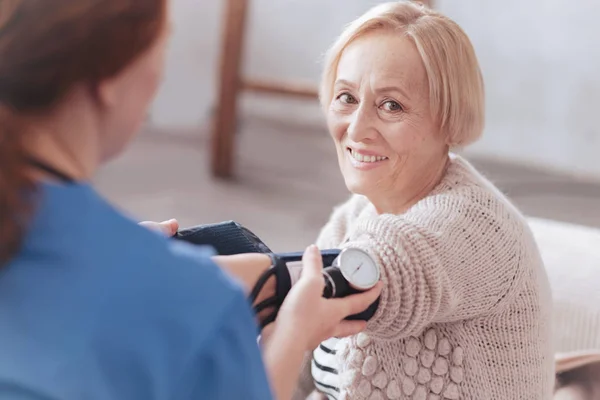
[172,221,377,326]
[250,250,344,329]
[173,220,272,255]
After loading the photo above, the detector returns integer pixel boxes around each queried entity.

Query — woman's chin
[340,161,387,196]
[343,175,374,196]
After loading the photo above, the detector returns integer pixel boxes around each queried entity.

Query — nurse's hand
[262,245,382,400]
[277,245,382,349]
[139,219,179,236]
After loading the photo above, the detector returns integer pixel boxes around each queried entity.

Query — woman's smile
[346,147,389,171]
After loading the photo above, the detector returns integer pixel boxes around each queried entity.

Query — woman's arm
[138,220,277,307]
[138,220,277,302]
[212,253,277,326]
[212,253,273,294]
[345,201,528,341]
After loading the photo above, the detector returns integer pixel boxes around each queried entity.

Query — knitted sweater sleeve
[344,191,529,341]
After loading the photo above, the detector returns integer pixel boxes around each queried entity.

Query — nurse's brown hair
[0,0,167,264]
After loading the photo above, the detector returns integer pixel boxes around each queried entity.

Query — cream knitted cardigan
[294,155,555,400]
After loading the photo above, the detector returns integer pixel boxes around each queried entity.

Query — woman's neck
[370,154,450,215]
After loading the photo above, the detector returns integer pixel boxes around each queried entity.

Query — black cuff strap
[249,262,276,304]
[272,254,292,305]
[254,296,279,314]
[249,254,292,329]
[261,311,278,329]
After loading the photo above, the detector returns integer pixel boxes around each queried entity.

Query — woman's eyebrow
[334,78,412,99]
[333,79,357,88]
[374,85,410,99]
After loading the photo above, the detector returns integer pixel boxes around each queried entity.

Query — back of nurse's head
[0,0,168,264]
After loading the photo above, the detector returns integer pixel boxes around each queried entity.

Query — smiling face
[327,30,449,211]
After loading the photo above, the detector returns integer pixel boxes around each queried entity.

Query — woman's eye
[338,93,357,104]
[382,100,402,112]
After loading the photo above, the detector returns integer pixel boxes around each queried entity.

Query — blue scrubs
[0,182,273,399]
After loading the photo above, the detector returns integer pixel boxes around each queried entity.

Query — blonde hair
[320,1,485,147]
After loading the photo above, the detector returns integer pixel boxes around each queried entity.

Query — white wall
[151,0,600,178]
[436,0,600,178]
[151,0,368,129]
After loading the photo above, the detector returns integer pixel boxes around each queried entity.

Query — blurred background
[94,0,600,252]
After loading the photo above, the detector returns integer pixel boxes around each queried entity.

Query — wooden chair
[211,0,433,178]
[210,0,318,178]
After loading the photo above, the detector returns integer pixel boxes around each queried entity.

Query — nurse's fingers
[300,245,324,281]
[139,219,179,236]
[332,320,368,339]
[329,281,383,320]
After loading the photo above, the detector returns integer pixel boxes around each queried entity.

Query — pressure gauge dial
[333,248,380,290]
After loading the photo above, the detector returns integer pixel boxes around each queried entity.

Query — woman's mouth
[346,147,388,170]
[347,147,388,163]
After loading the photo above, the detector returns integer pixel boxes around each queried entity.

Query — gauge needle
[352,262,363,276]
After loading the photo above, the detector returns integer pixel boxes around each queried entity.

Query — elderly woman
[296,2,554,399]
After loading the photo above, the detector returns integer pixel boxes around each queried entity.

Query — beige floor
[95,119,600,252]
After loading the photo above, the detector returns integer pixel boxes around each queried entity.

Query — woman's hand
[139,219,179,236]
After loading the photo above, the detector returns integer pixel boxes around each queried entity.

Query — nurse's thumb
[139,219,179,236]
[161,219,179,236]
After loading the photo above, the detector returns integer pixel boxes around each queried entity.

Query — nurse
[0,1,382,399]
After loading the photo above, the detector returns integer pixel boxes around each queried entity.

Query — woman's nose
[346,106,377,142]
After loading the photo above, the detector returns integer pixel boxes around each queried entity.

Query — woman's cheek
[327,113,346,142]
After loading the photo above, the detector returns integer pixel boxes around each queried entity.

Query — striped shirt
[311,337,341,400]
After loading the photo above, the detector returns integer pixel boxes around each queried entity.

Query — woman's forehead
[336,32,427,94]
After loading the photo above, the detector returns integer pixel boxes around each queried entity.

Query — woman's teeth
[349,149,388,163]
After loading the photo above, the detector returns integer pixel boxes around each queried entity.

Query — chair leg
[211,0,249,178]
